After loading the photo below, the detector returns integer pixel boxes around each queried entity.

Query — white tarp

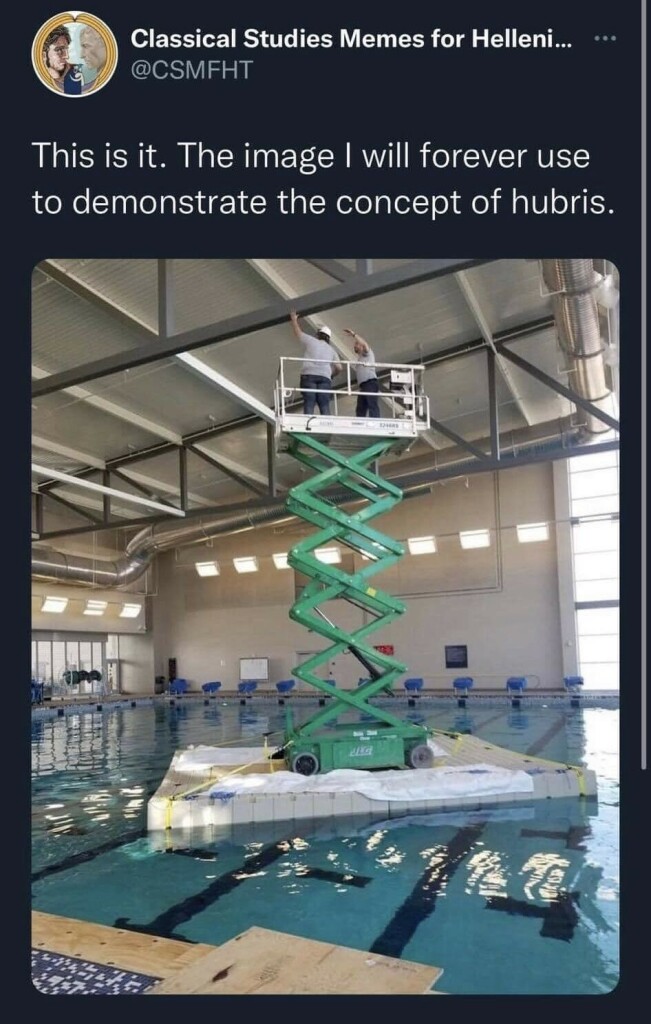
[172,742,534,803]
[204,763,533,802]
[175,736,449,772]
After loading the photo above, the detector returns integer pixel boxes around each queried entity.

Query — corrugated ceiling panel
[48,259,158,329]
[32,275,149,372]
[80,360,249,435]
[462,260,551,333]
[172,260,280,332]
[32,394,159,460]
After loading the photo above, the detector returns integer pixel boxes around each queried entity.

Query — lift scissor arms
[311,605,389,683]
[282,431,430,773]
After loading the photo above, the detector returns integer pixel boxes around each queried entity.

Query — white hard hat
[318,325,332,339]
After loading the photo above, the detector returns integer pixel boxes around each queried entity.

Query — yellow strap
[568,765,587,796]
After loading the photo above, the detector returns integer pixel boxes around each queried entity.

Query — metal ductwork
[32,423,586,589]
[541,259,618,436]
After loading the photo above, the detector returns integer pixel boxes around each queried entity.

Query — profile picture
[32,12,117,96]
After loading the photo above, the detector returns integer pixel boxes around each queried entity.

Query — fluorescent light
[517,522,549,543]
[41,595,68,613]
[314,547,341,564]
[407,535,437,555]
[119,603,142,618]
[84,599,107,616]
[195,561,219,577]
[272,552,289,569]
[460,529,491,549]
[31,464,186,517]
[233,556,259,573]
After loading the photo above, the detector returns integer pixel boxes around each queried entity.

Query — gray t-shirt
[298,332,338,376]
[354,348,377,383]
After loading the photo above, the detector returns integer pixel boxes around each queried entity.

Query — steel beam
[32,259,490,396]
[356,260,373,276]
[496,343,620,431]
[267,423,277,497]
[158,259,174,338]
[32,464,186,516]
[102,470,111,521]
[305,259,353,282]
[36,437,620,543]
[487,349,500,460]
[179,447,188,512]
[111,468,177,509]
[71,315,553,475]
[45,491,103,524]
[38,260,156,338]
[456,269,533,426]
[35,493,44,536]
[187,443,267,497]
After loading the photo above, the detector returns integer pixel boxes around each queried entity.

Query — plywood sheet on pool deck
[32,913,443,995]
[148,926,443,995]
[32,911,213,980]
[148,730,597,831]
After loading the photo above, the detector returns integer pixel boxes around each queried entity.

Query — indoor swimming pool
[31,698,619,995]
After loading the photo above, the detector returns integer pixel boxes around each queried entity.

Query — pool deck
[32,912,444,995]
[147,730,597,832]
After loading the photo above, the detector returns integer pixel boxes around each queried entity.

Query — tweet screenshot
[19,0,644,1003]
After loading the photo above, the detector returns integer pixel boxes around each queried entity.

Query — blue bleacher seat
[453,677,474,693]
[169,678,189,695]
[563,676,584,692]
[238,681,258,695]
[506,676,527,693]
[276,680,295,695]
[201,681,222,694]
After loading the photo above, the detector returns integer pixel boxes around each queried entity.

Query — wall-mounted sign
[445,645,468,669]
[374,644,395,656]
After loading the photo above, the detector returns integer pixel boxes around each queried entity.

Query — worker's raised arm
[289,309,303,341]
[344,328,370,354]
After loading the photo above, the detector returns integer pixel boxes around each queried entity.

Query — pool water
[31,700,619,995]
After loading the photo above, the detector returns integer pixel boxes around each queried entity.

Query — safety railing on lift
[274,357,430,434]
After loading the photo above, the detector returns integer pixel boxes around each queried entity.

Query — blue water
[31,699,619,995]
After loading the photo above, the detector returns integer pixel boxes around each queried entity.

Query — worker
[289,311,342,415]
[344,328,380,417]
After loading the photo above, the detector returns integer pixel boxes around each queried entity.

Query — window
[568,449,619,689]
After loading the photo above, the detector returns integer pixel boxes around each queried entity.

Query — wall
[118,632,156,694]
[152,462,565,692]
[31,581,148,634]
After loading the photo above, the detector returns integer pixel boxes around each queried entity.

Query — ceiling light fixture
[314,547,341,564]
[84,599,107,616]
[459,529,491,549]
[233,556,259,573]
[516,522,549,543]
[119,603,142,618]
[41,595,68,613]
[195,561,220,577]
[407,536,437,555]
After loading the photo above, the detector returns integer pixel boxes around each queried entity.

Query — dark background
[12,0,645,1010]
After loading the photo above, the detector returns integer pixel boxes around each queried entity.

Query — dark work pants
[300,374,331,414]
[356,378,380,417]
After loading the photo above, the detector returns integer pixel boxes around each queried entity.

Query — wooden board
[147,926,443,995]
[32,911,213,980]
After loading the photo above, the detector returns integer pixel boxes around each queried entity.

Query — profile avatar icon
[32,13,117,96]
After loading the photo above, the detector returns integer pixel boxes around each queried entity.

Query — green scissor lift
[279,431,433,776]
